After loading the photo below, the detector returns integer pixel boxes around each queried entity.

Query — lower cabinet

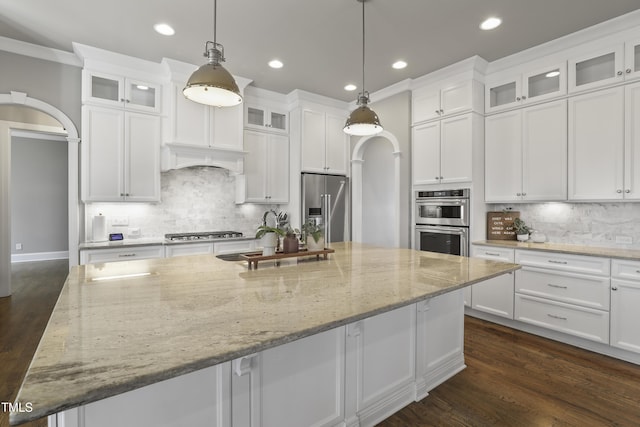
[80,245,164,264]
[471,245,515,319]
[165,242,214,257]
[610,259,640,353]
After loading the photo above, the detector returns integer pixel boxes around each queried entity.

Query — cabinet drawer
[472,245,515,263]
[611,259,640,281]
[516,267,610,310]
[215,239,258,254]
[515,250,610,276]
[165,243,214,258]
[80,245,164,264]
[515,294,609,343]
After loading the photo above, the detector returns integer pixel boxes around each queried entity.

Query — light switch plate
[615,235,632,245]
[111,216,129,226]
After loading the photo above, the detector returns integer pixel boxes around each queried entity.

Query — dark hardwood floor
[379,316,640,427]
[1,260,68,427]
[3,261,640,427]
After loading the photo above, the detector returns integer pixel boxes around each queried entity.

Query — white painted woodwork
[124,112,161,202]
[415,289,466,400]
[412,80,481,124]
[165,242,214,257]
[53,363,231,427]
[515,250,610,277]
[611,259,640,354]
[412,121,440,185]
[301,109,348,175]
[568,44,625,93]
[568,86,625,200]
[472,245,515,319]
[213,239,258,254]
[245,103,288,134]
[240,130,289,203]
[345,305,416,427]
[625,37,640,82]
[82,69,161,113]
[485,99,567,202]
[625,82,640,199]
[80,245,164,264]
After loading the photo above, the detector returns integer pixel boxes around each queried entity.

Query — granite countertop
[12,242,519,425]
[79,236,257,249]
[474,240,640,261]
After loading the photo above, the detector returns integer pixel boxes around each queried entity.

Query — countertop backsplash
[84,166,274,241]
[489,202,640,249]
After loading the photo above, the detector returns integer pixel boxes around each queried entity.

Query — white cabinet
[301,109,348,175]
[165,243,214,258]
[611,259,640,354]
[344,305,416,427]
[245,103,288,134]
[412,80,482,124]
[412,113,481,185]
[80,244,164,264]
[164,81,243,151]
[83,70,161,113]
[624,82,640,200]
[485,99,567,202]
[81,105,160,202]
[214,239,258,254]
[486,63,566,113]
[238,130,289,203]
[471,246,515,319]
[568,86,625,200]
[568,38,640,93]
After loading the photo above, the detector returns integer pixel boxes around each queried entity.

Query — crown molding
[0,36,81,67]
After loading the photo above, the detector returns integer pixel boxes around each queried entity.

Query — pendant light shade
[344,0,383,136]
[183,0,242,107]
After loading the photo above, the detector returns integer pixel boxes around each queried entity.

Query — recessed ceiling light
[268,59,283,69]
[480,17,502,31]
[545,71,560,78]
[153,23,175,36]
[392,60,407,70]
[344,84,357,91]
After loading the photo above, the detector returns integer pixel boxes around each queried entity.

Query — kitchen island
[11,242,519,427]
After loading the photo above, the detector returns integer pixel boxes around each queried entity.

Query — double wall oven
[414,189,470,257]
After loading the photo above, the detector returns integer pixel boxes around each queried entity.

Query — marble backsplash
[489,202,640,248]
[84,167,278,240]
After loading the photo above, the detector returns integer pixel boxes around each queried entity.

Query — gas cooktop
[165,231,244,241]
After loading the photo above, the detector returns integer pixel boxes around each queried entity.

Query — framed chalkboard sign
[487,211,520,240]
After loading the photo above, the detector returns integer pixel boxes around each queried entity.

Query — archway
[0,91,80,297]
[351,130,401,247]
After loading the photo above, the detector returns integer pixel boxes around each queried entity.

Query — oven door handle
[415,225,467,235]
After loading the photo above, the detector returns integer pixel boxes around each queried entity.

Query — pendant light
[344,0,383,136]
[183,0,242,107]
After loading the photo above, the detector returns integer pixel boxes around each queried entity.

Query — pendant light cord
[213,0,217,45]
[361,0,366,95]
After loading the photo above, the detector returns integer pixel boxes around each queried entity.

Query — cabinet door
[301,109,327,173]
[441,80,472,116]
[125,112,161,202]
[522,63,567,104]
[81,106,124,202]
[611,279,640,354]
[124,79,161,113]
[440,114,472,184]
[412,86,441,124]
[169,83,210,146]
[625,82,640,199]
[486,75,521,113]
[412,121,441,185]
[485,110,522,202]
[521,99,567,201]
[568,45,625,93]
[212,103,244,150]
[472,273,515,318]
[266,134,289,203]
[325,113,348,174]
[568,87,625,200]
[243,130,269,201]
[83,70,124,107]
[625,37,640,82]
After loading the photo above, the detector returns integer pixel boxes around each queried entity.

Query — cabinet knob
[516,97,521,101]
[625,189,631,193]
[521,95,527,100]
[439,109,444,114]
[435,110,440,115]
[522,192,527,196]
[612,286,618,291]
[516,192,521,196]
[617,189,623,193]
[120,98,125,102]
[627,69,633,74]
[439,176,443,180]
[125,99,130,103]
[617,71,623,76]
[435,176,440,180]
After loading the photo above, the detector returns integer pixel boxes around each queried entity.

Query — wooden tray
[241,248,335,270]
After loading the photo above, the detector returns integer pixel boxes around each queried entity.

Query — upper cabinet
[568,37,640,93]
[245,103,288,134]
[485,63,567,113]
[301,109,348,175]
[412,79,483,124]
[83,70,161,113]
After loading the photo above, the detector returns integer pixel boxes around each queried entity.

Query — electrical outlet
[615,235,633,245]
[128,227,141,237]
[111,216,129,226]
[15,243,22,251]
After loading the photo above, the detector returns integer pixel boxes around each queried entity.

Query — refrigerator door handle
[324,193,331,244]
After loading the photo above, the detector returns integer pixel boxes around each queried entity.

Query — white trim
[351,130,402,247]
[0,36,81,67]
[10,129,67,141]
[0,92,80,297]
[11,251,69,263]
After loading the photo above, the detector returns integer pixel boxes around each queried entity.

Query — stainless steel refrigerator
[301,173,349,243]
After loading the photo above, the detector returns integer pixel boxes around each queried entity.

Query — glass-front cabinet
[626,37,640,81]
[245,104,288,133]
[83,70,161,113]
[486,63,566,113]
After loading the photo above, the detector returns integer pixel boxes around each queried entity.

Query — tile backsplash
[489,202,640,248]
[85,167,277,240]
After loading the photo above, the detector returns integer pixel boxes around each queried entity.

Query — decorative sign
[487,211,520,240]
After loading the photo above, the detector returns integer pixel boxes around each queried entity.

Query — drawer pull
[118,253,136,258]
[547,313,567,321]
[547,283,568,289]
[547,260,568,265]
[485,252,501,257]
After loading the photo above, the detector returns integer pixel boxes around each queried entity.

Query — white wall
[361,138,395,247]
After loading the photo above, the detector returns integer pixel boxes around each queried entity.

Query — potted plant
[256,210,287,256]
[513,217,530,242]
[282,226,300,253]
[301,220,325,251]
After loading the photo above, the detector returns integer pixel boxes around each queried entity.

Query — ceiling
[1,0,639,102]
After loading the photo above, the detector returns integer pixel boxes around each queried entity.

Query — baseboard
[11,251,69,263]
[418,355,466,394]
[357,383,416,427]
